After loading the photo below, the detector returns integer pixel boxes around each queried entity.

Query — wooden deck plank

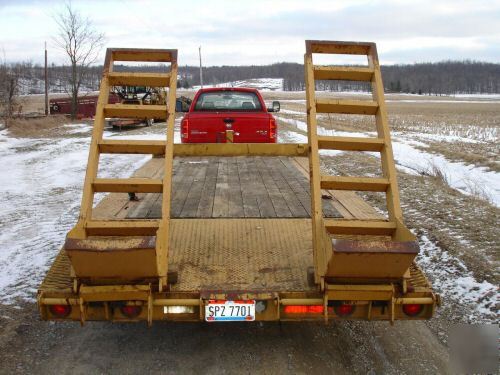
[256,158,294,217]
[196,158,219,217]
[268,157,309,217]
[170,159,199,217]
[237,157,262,217]
[180,159,209,217]
[278,157,313,216]
[248,158,276,218]
[227,158,245,217]
[123,156,347,220]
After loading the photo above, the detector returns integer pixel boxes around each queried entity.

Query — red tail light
[181,118,189,140]
[269,117,276,141]
[283,305,324,314]
[402,304,423,317]
[49,304,71,318]
[120,305,142,318]
[333,303,355,317]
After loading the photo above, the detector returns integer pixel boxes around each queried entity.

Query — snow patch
[0,131,154,302]
[417,234,498,323]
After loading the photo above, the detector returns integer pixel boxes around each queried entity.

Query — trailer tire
[52,104,59,112]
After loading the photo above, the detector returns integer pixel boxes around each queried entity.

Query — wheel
[52,104,59,112]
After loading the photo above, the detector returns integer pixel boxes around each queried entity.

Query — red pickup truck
[180,88,280,143]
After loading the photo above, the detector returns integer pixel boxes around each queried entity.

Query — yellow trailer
[37,41,439,325]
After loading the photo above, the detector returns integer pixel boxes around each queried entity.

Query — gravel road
[0,302,450,374]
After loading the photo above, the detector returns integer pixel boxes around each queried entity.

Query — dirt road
[0,302,449,374]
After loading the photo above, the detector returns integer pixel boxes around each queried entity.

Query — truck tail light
[402,304,423,317]
[49,304,71,318]
[283,305,324,314]
[120,305,142,318]
[269,117,276,140]
[181,118,189,139]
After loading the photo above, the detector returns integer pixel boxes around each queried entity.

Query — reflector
[49,304,71,318]
[402,304,423,317]
[334,303,355,317]
[120,305,142,318]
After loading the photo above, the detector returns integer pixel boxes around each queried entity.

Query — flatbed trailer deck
[39,155,437,323]
[37,42,439,325]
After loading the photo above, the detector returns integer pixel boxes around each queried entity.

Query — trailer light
[402,304,423,317]
[163,306,195,314]
[49,304,71,318]
[333,303,355,317]
[283,305,324,314]
[120,305,142,318]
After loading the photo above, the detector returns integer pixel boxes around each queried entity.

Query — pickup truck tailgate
[186,112,272,143]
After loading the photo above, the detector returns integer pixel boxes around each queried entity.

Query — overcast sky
[1,0,499,66]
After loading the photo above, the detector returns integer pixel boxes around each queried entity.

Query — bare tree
[53,2,105,119]
[0,52,21,126]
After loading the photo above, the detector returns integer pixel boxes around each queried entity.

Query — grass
[6,115,85,138]
[417,161,450,186]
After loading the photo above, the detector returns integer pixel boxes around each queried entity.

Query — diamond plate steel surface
[169,218,315,292]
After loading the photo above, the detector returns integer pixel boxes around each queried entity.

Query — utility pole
[199,46,203,88]
[44,42,49,116]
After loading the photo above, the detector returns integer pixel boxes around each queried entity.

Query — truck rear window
[194,91,263,111]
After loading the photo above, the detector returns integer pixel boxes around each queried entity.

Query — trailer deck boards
[118,156,343,219]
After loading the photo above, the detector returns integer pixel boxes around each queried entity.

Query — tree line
[1,60,499,107]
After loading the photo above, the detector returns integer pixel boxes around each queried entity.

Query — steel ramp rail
[304,40,418,285]
[66,48,178,292]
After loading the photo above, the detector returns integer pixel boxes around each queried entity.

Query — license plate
[205,300,255,322]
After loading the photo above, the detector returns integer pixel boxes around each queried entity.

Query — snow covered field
[276,115,500,206]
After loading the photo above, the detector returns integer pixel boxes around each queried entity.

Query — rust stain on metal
[64,236,156,252]
[332,239,419,254]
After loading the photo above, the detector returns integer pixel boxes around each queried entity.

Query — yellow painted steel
[153,299,200,306]
[66,48,178,289]
[324,219,397,235]
[111,48,176,62]
[320,176,390,192]
[92,178,163,193]
[313,66,374,81]
[307,41,373,55]
[304,50,331,285]
[98,142,310,156]
[108,72,171,87]
[85,220,160,236]
[305,40,418,284]
[103,104,168,119]
[99,140,167,155]
[173,143,309,156]
[317,136,384,152]
[315,99,379,115]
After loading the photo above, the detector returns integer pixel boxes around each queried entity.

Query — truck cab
[181,88,279,143]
